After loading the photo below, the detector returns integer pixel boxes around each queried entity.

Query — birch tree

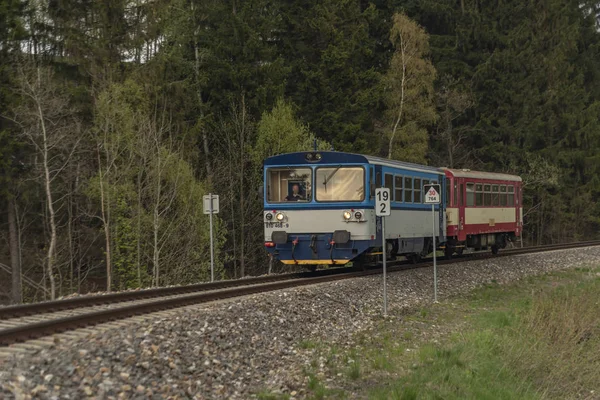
[11,64,80,300]
[91,81,138,292]
[384,13,436,163]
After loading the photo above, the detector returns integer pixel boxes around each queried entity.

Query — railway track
[1,240,599,348]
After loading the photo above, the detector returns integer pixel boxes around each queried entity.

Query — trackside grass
[299,266,600,399]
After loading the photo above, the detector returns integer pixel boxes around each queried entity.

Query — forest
[1,0,600,303]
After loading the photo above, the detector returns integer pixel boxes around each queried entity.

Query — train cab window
[316,167,365,202]
[466,183,475,206]
[404,177,413,203]
[492,185,499,206]
[484,184,492,206]
[266,167,312,202]
[445,182,451,206]
[395,175,403,202]
[475,184,483,206]
[508,186,515,206]
[384,174,394,200]
[369,168,375,198]
[414,178,422,203]
[500,186,507,206]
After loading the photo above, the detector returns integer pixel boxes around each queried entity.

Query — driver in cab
[285,184,305,201]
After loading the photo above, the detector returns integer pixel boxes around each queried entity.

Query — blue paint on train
[262,151,447,268]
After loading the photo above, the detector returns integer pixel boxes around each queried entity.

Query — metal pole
[382,216,387,316]
[432,203,437,302]
[209,193,215,282]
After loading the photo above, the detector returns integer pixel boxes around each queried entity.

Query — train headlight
[343,211,352,220]
[275,212,285,221]
[354,211,362,220]
[265,213,273,221]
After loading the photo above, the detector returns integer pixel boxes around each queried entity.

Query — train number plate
[265,222,284,229]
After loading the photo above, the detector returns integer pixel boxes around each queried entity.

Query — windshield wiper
[322,165,341,193]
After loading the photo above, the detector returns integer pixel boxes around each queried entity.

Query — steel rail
[0,267,351,320]
[1,240,598,320]
[0,240,599,346]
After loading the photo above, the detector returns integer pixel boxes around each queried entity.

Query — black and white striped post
[375,188,391,316]
[203,194,220,282]
[424,184,441,303]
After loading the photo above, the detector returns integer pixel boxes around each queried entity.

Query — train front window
[316,167,365,202]
[266,168,312,203]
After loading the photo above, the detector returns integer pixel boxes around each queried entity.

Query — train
[262,151,522,270]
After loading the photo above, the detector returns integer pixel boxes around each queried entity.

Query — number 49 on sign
[375,188,391,216]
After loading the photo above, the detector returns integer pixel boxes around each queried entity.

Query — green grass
[299,339,319,350]
[297,265,600,399]
[256,391,290,400]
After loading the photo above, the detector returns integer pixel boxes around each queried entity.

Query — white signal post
[375,188,391,316]
[424,184,441,302]
[203,194,220,282]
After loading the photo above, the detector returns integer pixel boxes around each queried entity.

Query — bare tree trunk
[153,196,160,286]
[67,191,74,293]
[447,119,454,168]
[38,99,57,300]
[136,169,143,287]
[8,197,22,304]
[97,149,112,292]
[388,34,407,159]
[228,148,238,277]
[153,146,162,287]
[239,95,246,277]
[191,2,212,184]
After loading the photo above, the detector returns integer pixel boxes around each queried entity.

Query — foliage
[253,99,329,165]
[2,0,600,298]
[383,12,437,163]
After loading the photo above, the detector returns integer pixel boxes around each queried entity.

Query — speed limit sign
[375,188,391,216]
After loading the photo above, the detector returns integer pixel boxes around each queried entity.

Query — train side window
[484,184,491,206]
[475,184,483,206]
[395,175,403,202]
[459,183,465,206]
[414,178,422,203]
[492,185,499,206]
[384,173,394,200]
[500,185,507,206]
[404,177,413,203]
[453,182,458,206]
[466,183,475,206]
[445,181,451,206]
[508,186,514,206]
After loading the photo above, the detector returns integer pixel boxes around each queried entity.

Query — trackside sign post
[203,194,219,282]
[375,188,391,316]
[424,184,440,302]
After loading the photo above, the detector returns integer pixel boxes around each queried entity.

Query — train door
[515,183,521,236]
[457,178,467,241]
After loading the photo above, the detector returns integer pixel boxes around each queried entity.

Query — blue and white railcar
[262,151,446,269]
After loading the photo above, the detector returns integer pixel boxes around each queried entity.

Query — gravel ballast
[2,246,600,399]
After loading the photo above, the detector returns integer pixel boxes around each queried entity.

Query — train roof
[363,155,441,173]
[264,151,442,174]
[443,168,522,182]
